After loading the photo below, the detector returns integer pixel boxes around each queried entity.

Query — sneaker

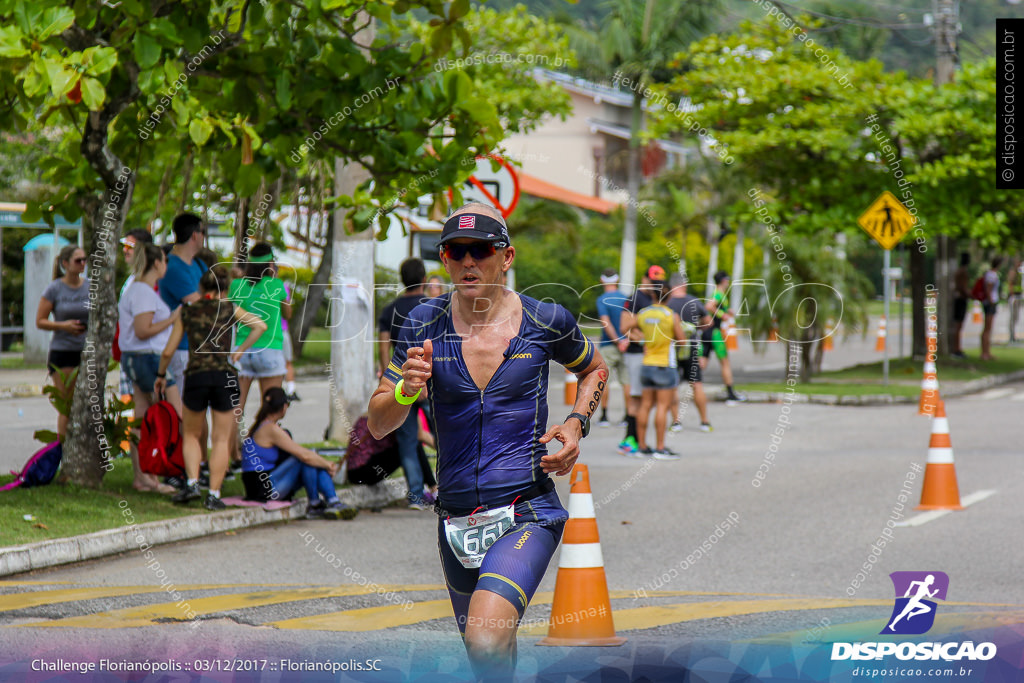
[203,494,226,511]
[165,476,184,490]
[670,421,683,433]
[727,392,746,402]
[409,503,431,511]
[653,448,681,461]
[700,423,713,433]
[305,501,326,519]
[172,483,201,504]
[617,437,639,456]
[616,419,628,428]
[198,465,210,488]
[598,418,611,427]
[638,447,655,458]
[287,392,302,402]
[323,501,359,520]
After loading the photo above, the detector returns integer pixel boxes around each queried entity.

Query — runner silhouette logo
[881,571,949,635]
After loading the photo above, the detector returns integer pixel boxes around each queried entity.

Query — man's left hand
[538,421,582,476]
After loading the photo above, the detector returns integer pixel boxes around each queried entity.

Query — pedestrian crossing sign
[857,191,916,250]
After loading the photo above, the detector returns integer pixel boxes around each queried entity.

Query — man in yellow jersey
[620,279,689,459]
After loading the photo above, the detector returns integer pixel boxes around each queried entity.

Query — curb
[0,481,409,578]
[0,385,44,400]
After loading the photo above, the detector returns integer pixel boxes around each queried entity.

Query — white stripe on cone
[931,418,950,438]
[927,447,955,465]
[922,378,938,390]
[558,542,604,569]
[567,492,595,519]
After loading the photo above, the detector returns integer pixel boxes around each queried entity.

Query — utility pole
[327,16,376,441]
[932,0,958,357]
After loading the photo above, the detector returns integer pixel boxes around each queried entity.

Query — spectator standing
[981,257,1003,361]
[701,271,744,402]
[666,273,713,432]
[158,213,208,400]
[118,244,180,494]
[621,279,688,459]
[1008,257,1022,343]
[35,245,89,439]
[951,253,971,359]
[616,265,660,455]
[229,242,290,411]
[118,229,155,398]
[377,257,431,509]
[241,388,356,519]
[595,268,629,427]
[281,283,299,401]
[156,267,267,510]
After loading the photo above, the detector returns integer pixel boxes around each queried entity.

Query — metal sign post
[857,191,915,387]
[883,248,891,386]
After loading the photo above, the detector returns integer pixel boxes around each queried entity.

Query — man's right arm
[367,336,432,439]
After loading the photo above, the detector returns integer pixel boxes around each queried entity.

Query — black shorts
[182,369,239,413]
[983,302,998,317]
[678,346,703,383]
[47,349,82,376]
[953,298,968,323]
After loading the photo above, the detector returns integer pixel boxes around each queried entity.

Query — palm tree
[569,0,719,289]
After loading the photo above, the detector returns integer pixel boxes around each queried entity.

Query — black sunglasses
[71,257,87,264]
[441,242,497,261]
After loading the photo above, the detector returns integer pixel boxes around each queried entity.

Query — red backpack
[138,401,185,477]
[970,276,987,301]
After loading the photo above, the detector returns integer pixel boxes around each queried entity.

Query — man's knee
[464,622,516,661]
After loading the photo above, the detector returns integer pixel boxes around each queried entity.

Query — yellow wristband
[394,379,421,405]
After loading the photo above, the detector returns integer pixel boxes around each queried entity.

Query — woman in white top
[118,243,181,493]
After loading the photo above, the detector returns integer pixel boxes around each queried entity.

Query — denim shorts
[641,364,679,389]
[122,351,176,393]
[236,346,286,378]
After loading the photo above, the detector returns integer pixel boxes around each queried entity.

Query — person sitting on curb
[241,387,357,520]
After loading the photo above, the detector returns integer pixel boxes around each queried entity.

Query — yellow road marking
[0,585,240,613]
[520,598,893,636]
[746,609,1024,645]
[14,584,443,629]
[271,599,455,631]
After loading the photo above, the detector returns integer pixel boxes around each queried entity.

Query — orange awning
[518,172,620,215]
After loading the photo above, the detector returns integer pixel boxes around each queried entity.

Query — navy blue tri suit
[383,292,595,630]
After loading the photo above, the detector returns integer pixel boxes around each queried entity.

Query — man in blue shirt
[595,268,629,427]
[367,203,607,681]
[158,213,208,395]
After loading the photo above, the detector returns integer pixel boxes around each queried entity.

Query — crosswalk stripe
[0,585,239,613]
[14,584,443,629]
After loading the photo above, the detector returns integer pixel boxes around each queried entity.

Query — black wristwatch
[566,412,590,439]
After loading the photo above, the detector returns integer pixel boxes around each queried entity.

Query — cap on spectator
[646,265,666,280]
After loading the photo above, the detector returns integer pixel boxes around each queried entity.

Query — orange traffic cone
[768,325,779,343]
[875,316,887,352]
[971,300,982,324]
[120,393,133,454]
[538,464,626,647]
[822,318,835,352]
[725,319,739,351]
[916,401,963,510]
[564,370,577,406]
[918,360,940,416]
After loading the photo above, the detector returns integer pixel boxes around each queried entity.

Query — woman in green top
[229,243,292,411]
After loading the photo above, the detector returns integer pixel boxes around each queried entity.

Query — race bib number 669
[443,504,515,569]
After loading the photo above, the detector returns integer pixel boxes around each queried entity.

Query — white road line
[966,388,1016,401]
[895,489,997,527]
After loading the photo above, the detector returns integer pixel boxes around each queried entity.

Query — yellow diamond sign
[857,191,916,250]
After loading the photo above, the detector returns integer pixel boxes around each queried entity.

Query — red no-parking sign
[447,154,520,218]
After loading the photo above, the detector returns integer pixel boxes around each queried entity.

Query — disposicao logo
[881,570,948,635]
[831,571,997,663]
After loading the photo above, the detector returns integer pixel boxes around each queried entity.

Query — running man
[367,202,608,680]
[888,574,939,631]
[701,271,743,402]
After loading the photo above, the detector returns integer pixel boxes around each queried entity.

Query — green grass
[294,327,332,367]
[0,357,44,370]
[743,381,920,398]
[0,438,340,547]
[816,345,1024,384]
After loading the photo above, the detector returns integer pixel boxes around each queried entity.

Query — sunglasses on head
[441,242,497,261]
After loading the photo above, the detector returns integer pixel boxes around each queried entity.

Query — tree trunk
[619,91,643,291]
[64,114,135,487]
[910,242,927,358]
[292,208,334,358]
